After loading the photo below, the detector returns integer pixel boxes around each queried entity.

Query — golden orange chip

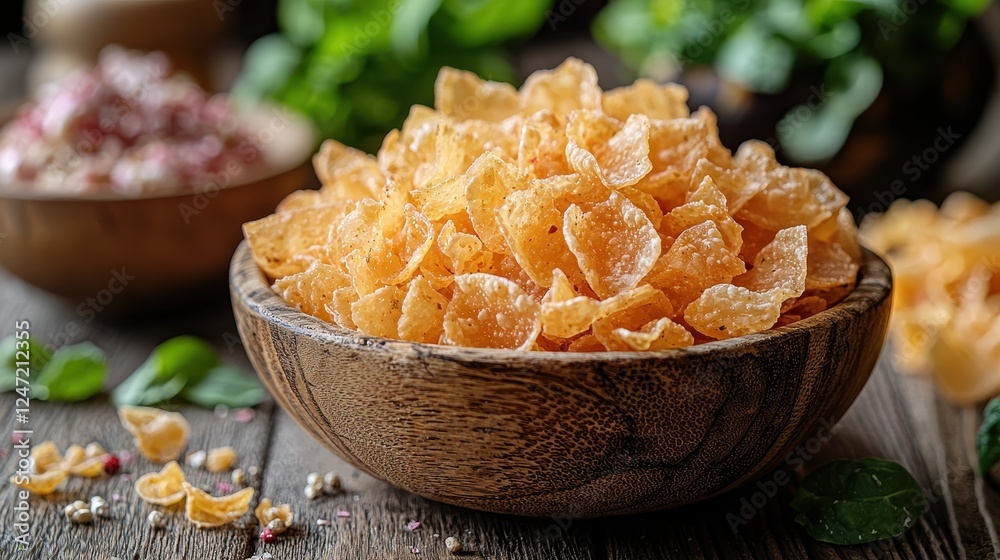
[519,57,601,117]
[661,176,743,251]
[438,220,492,275]
[399,276,448,343]
[10,469,67,495]
[435,67,519,123]
[328,287,360,329]
[30,441,63,474]
[603,317,694,351]
[465,151,521,254]
[313,139,384,199]
[736,160,845,231]
[351,285,406,339]
[564,191,661,298]
[244,204,348,278]
[566,334,607,352]
[135,461,187,506]
[497,178,585,287]
[273,261,350,323]
[252,58,862,352]
[684,285,785,339]
[119,406,190,463]
[61,444,105,478]
[646,221,745,309]
[602,79,689,121]
[806,239,859,291]
[205,447,237,473]
[443,273,541,350]
[565,111,652,188]
[183,482,254,529]
[255,498,294,530]
[517,110,570,179]
[734,225,808,299]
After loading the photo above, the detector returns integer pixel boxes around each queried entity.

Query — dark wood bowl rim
[231,241,892,364]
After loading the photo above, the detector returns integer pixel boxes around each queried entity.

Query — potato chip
[205,447,237,473]
[736,159,845,231]
[602,79,689,121]
[10,469,67,495]
[119,406,190,463]
[135,461,187,506]
[351,285,406,339]
[465,151,521,254]
[497,178,586,287]
[734,225,808,298]
[646,221,745,309]
[443,273,541,350]
[806,238,859,291]
[399,276,448,343]
[566,334,607,352]
[435,67,519,123]
[517,110,570,178]
[519,57,601,117]
[183,482,254,529]
[565,111,652,188]
[251,58,862,351]
[604,317,694,351]
[684,285,785,339]
[30,441,63,474]
[438,220,492,275]
[244,204,349,279]
[273,261,350,322]
[61,444,106,477]
[313,139,384,200]
[255,498,294,530]
[564,191,661,298]
[661,176,743,251]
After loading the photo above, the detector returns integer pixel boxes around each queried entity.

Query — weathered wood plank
[0,273,274,560]
[250,411,598,560]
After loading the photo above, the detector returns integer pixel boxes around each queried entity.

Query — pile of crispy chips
[244,58,861,351]
[860,193,1000,403]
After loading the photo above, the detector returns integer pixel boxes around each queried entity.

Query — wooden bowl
[231,242,892,517]
[0,105,314,308]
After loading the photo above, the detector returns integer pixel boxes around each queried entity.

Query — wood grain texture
[230,243,892,517]
[0,105,314,307]
[2,262,1000,559]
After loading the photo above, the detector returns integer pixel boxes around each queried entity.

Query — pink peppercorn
[103,454,121,475]
[259,528,277,543]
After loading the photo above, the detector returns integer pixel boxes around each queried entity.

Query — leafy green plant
[112,336,265,409]
[977,396,1000,474]
[0,336,105,401]
[595,0,991,162]
[234,0,553,153]
[791,458,925,545]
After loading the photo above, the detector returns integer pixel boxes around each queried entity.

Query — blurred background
[1,0,998,217]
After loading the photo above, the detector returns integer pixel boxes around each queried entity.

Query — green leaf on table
[977,396,1000,474]
[0,335,52,392]
[791,458,925,545]
[34,342,107,401]
[112,336,219,406]
[182,364,266,409]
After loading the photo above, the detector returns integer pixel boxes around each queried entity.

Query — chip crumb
[446,536,463,553]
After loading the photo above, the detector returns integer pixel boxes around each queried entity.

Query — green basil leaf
[112,336,219,406]
[977,396,1000,474]
[34,342,107,401]
[0,336,52,392]
[182,365,265,409]
[791,458,925,545]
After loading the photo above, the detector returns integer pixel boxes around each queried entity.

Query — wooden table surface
[0,269,998,560]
